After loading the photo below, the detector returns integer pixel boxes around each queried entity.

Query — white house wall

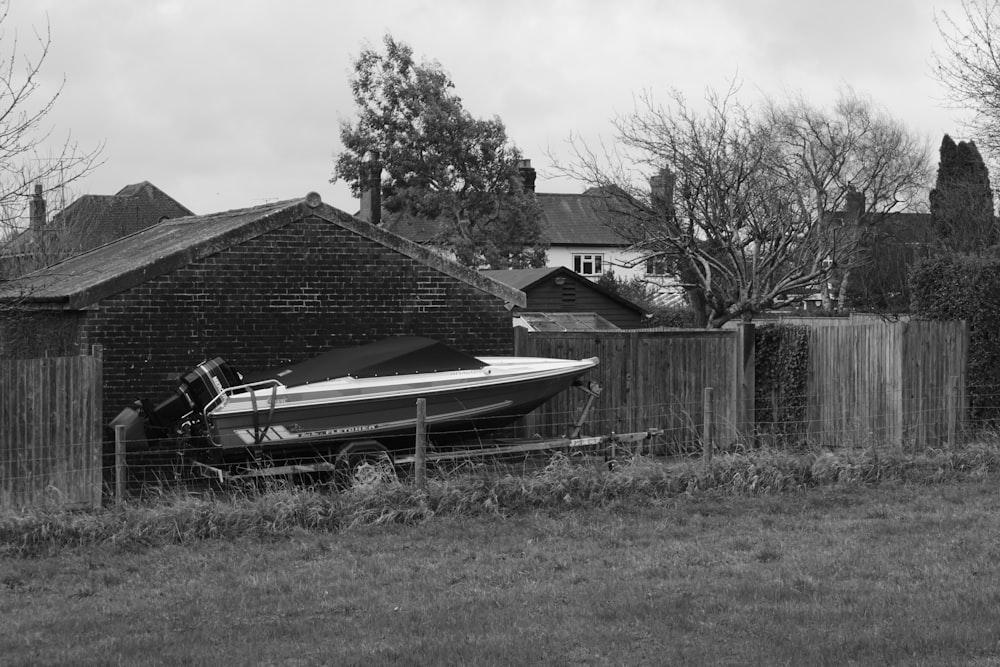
[548,245,684,306]
[547,245,645,281]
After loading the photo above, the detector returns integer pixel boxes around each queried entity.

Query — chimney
[844,185,865,223]
[650,168,675,213]
[517,158,536,193]
[359,159,381,225]
[29,182,45,231]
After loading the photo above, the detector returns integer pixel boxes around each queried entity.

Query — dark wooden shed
[482,266,649,329]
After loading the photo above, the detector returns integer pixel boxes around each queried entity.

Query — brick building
[0,193,524,425]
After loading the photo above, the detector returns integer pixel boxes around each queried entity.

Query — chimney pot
[650,168,675,212]
[359,160,382,225]
[517,158,536,193]
[29,182,45,231]
[845,185,865,221]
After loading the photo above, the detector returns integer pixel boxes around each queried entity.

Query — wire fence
[0,319,976,508]
[1,387,992,510]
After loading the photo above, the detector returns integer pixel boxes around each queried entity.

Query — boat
[111,336,599,458]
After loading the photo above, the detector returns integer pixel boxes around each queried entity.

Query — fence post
[703,386,714,468]
[736,322,756,447]
[946,375,957,450]
[115,424,126,505]
[415,398,427,489]
[513,325,526,357]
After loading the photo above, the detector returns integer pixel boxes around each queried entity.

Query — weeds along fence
[515,320,968,453]
[0,347,103,510]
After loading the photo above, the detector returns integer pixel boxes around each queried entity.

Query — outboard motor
[109,358,242,451]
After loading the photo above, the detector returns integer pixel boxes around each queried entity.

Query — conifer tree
[929,134,997,253]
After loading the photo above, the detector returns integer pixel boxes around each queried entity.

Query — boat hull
[209,359,595,452]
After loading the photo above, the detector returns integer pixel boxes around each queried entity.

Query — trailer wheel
[335,441,396,490]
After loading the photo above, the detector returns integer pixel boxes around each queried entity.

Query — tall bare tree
[934,0,1000,161]
[558,85,930,327]
[766,91,932,308]
[0,1,103,288]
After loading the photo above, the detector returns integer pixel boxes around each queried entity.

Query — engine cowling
[109,358,242,451]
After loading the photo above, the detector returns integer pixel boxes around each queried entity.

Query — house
[532,188,643,283]
[0,181,193,278]
[482,266,650,329]
[0,192,525,426]
[846,211,935,312]
[370,160,683,304]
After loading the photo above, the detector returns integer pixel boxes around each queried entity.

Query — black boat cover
[241,337,487,387]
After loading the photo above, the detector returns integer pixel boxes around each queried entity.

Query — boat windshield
[240,336,487,387]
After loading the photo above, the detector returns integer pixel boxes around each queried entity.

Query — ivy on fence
[754,324,810,445]
[911,254,1000,425]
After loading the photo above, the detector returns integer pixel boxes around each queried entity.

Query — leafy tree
[333,35,546,269]
[929,134,996,252]
[558,85,930,327]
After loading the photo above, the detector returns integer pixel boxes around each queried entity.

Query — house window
[573,253,604,276]
[645,257,670,276]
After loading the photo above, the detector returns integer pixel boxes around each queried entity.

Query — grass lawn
[2,478,999,665]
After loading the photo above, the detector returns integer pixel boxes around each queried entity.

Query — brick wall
[14,215,513,424]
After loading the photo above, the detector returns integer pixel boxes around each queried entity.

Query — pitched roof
[55,181,194,247]
[2,181,194,261]
[535,192,629,246]
[479,266,558,291]
[379,209,447,244]
[377,191,631,247]
[2,194,525,310]
[482,266,648,316]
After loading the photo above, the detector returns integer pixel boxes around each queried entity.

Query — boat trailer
[186,382,661,484]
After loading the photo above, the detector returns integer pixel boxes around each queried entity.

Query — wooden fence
[806,319,967,451]
[0,347,103,509]
[516,320,967,452]
[514,327,753,450]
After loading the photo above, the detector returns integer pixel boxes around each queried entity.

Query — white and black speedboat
[112,336,599,457]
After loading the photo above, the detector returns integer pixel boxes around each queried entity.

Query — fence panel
[0,347,103,509]
[807,323,900,449]
[900,320,967,451]
[805,320,966,451]
[518,319,966,455]
[515,329,740,448]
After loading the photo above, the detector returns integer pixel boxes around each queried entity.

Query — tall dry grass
[2,443,998,558]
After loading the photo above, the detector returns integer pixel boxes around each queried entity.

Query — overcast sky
[6,0,973,218]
